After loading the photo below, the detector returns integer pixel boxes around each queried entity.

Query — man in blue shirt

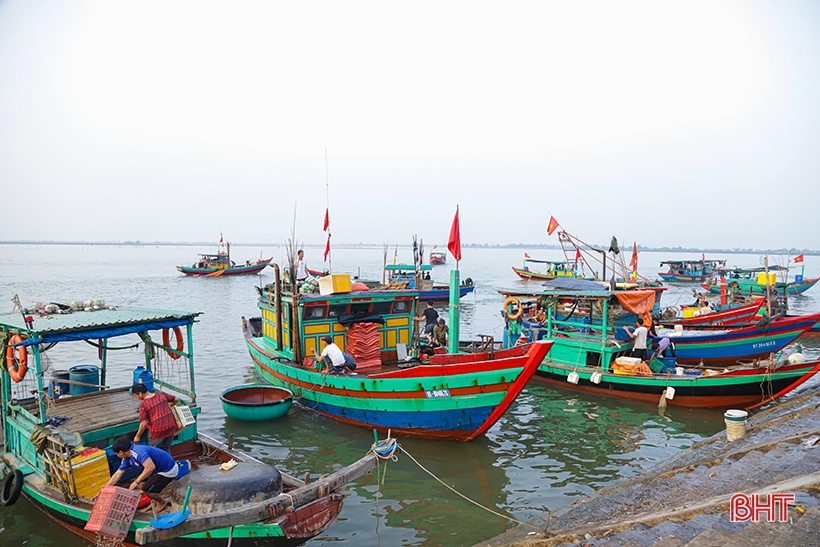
[104,437,179,511]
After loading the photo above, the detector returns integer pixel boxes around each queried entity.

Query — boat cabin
[659,259,726,279]
[384,264,434,291]
[1,304,201,501]
[257,267,419,366]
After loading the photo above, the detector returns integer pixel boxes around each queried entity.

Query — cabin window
[371,302,391,314]
[585,351,602,368]
[392,301,409,313]
[350,302,371,315]
[328,304,349,318]
[304,305,326,319]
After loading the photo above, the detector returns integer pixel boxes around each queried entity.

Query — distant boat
[384,264,475,301]
[429,251,447,265]
[701,267,819,296]
[658,259,726,282]
[512,258,578,281]
[177,241,270,276]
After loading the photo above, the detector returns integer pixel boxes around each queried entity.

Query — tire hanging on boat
[162,327,184,360]
[0,469,23,506]
[5,334,28,383]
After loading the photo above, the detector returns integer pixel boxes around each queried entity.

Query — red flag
[574,248,581,265]
[323,233,331,261]
[323,209,329,232]
[524,252,531,259]
[219,233,223,244]
[701,252,705,262]
[547,216,559,236]
[448,207,462,261]
[629,242,638,268]
[794,254,804,263]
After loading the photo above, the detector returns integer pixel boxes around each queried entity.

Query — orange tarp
[611,361,653,376]
[615,290,656,328]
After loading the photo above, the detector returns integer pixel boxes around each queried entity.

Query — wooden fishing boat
[512,258,577,281]
[243,265,551,441]
[176,241,270,277]
[658,259,726,282]
[0,304,380,546]
[660,299,766,327]
[428,252,447,265]
[501,286,820,408]
[383,264,475,301]
[701,267,819,296]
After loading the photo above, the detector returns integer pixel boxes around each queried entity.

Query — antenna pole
[325,148,332,274]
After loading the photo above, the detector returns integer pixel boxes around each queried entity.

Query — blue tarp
[17,318,191,346]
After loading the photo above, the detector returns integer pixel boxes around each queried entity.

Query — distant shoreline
[0,241,816,256]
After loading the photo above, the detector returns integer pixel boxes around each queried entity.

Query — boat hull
[177,260,270,276]
[246,338,552,441]
[512,267,557,281]
[658,313,820,364]
[534,360,820,409]
[659,273,709,282]
[419,285,475,302]
[703,277,820,296]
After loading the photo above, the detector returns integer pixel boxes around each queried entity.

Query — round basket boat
[220,385,293,422]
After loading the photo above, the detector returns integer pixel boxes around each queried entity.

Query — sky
[1,1,818,250]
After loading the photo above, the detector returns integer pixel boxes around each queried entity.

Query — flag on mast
[323,209,329,232]
[324,234,331,261]
[524,252,531,259]
[794,254,804,263]
[448,207,462,262]
[547,216,559,236]
[629,242,638,281]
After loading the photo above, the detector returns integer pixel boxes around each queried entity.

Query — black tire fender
[1,469,23,506]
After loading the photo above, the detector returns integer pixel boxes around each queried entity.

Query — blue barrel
[796,274,804,285]
[51,370,71,399]
[133,366,154,392]
[69,365,100,396]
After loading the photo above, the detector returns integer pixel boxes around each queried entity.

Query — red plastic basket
[85,486,141,539]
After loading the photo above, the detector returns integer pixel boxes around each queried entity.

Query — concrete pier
[478,385,820,547]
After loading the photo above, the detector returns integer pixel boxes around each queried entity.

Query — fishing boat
[428,251,447,265]
[658,259,726,282]
[512,258,577,281]
[500,284,820,408]
[243,265,552,441]
[701,267,819,296]
[0,302,381,546]
[660,298,766,327]
[384,264,475,301]
[176,241,270,277]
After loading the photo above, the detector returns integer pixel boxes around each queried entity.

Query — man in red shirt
[131,384,178,453]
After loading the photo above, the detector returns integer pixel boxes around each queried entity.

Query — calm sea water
[1,245,817,547]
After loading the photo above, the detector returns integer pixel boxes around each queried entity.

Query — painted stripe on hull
[534,363,820,408]
[659,274,708,282]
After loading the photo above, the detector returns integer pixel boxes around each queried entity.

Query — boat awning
[542,278,607,291]
[0,307,201,345]
[385,264,433,271]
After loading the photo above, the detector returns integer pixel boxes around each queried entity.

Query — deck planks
[48,388,141,434]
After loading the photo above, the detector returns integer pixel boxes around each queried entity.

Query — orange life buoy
[6,334,28,383]
[162,327,184,360]
[503,297,523,321]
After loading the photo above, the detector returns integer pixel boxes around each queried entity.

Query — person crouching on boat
[104,437,180,512]
[313,336,357,374]
[431,318,448,348]
[623,317,649,361]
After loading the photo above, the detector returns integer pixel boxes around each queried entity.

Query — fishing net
[95,533,125,547]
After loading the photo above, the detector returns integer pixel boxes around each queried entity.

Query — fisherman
[649,337,676,362]
[131,384,178,453]
[623,317,649,361]
[431,318,448,348]
[104,437,180,512]
[415,301,439,343]
[313,336,356,374]
[296,250,308,282]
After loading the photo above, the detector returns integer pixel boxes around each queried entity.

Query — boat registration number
[425,389,451,398]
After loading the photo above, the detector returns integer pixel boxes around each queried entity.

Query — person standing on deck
[131,384,178,453]
[623,317,649,361]
[105,437,180,512]
[296,250,309,281]
[415,301,439,343]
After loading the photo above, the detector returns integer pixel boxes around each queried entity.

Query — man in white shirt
[296,250,308,281]
[313,336,356,374]
[623,317,649,361]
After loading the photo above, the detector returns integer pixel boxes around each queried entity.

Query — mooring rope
[398,445,545,532]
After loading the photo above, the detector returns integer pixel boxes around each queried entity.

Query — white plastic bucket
[675,367,684,376]
[590,372,602,384]
[665,386,676,400]
[724,409,748,442]
[567,372,580,384]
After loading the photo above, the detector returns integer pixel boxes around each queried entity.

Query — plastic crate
[172,404,196,429]
[85,486,141,539]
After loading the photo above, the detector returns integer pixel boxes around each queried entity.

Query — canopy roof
[524,259,569,265]
[0,307,200,345]
[659,259,726,266]
[385,264,433,271]
[721,266,789,273]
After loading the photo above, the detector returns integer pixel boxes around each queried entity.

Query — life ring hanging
[162,327,184,360]
[503,297,523,321]
[5,334,28,383]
